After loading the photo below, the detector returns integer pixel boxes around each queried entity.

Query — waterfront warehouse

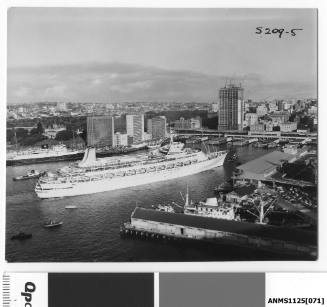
[234,151,296,181]
[123,207,317,258]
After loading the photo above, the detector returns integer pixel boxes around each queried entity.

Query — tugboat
[43,220,63,228]
[152,186,238,220]
[65,205,77,209]
[11,232,32,240]
[13,170,44,181]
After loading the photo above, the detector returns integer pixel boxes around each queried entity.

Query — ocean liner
[7,144,83,166]
[35,140,227,198]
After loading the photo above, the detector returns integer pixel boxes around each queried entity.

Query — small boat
[155,204,175,213]
[147,144,161,150]
[232,139,248,147]
[11,232,32,240]
[214,181,234,193]
[267,142,278,148]
[65,205,77,209]
[207,138,227,145]
[226,153,238,161]
[13,170,44,181]
[43,220,63,228]
[254,142,268,148]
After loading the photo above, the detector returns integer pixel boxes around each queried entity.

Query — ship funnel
[78,147,96,167]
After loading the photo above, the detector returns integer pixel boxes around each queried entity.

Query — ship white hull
[36,153,227,198]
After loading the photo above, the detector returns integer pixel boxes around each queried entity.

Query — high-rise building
[149,116,167,139]
[147,119,152,135]
[126,114,144,143]
[114,132,128,146]
[114,115,126,133]
[87,116,114,147]
[217,83,244,131]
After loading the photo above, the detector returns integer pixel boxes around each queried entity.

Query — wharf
[263,178,315,188]
[121,207,317,258]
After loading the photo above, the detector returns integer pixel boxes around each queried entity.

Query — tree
[55,130,74,141]
[16,128,29,139]
[36,122,44,134]
[80,129,87,143]
[7,129,15,142]
[20,134,47,146]
[30,122,44,135]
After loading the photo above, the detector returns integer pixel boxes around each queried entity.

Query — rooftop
[237,151,295,175]
[231,184,256,197]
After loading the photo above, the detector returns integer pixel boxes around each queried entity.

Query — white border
[1,0,326,273]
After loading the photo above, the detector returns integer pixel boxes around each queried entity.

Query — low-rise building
[268,102,278,113]
[245,113,258,127]
[279,122,297,132]
[247,131,281,138]
[269,112,290,124]
[250,124,265,131]
[174,117,202,129]
[256,105,268,116]
[43,127,66,139]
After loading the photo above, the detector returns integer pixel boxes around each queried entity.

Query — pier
[174,128,317,141]
[121,207,317,258]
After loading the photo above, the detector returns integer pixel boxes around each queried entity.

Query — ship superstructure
[184,197,236,220]
[35,141,227,198]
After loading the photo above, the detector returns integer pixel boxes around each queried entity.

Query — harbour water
[6,145,300,262]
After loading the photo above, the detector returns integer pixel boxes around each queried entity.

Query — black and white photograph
[5,7,318,262]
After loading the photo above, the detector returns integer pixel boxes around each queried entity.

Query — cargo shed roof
[237,151,295,175]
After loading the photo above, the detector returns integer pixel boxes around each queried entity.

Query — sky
[7,8,317,104]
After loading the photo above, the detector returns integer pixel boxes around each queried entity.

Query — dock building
[234,151,296,182]
[123,207,316,258]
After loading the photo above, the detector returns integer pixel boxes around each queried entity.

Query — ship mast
[246,184,277,224]
[167,127,174,155]
[179,185,190,209]
[14,128,18,150]
[185,184,189,207]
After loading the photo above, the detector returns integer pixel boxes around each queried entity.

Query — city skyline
[7,8,317,104]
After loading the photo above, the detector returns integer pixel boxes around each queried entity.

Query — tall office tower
[126,114,145,143]
[150,116,167,139]
[114,115,127,133]
[87,116,114,147]
[217,83,244,131]
[147,118,152,135]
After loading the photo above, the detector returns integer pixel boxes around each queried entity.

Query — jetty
[121,207,317,258]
